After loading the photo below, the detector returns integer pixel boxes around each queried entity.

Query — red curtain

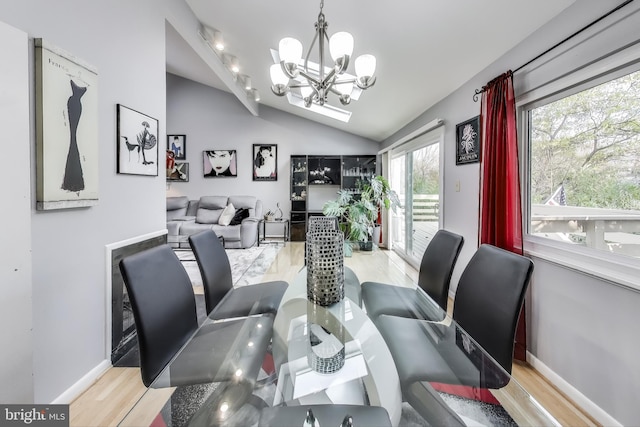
[479,71,527,361]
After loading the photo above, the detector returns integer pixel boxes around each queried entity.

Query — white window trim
[517,42,640,293]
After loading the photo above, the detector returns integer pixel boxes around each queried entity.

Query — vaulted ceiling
[166,0,576,142]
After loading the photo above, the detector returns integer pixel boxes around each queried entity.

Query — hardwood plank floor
[70,242,599,426]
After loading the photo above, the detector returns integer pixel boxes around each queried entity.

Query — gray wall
[0,0,182,403]
[166,73,379,224]
[381,1,640,425]
[0,20,33,404]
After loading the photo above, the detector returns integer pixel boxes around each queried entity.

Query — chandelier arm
[304,30,320,76]
[297,69,321,86]
[333,78,356,84]
[355,75,377,90]
[322,68,338,85]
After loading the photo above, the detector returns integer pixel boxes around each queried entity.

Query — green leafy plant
[323,175,401,242]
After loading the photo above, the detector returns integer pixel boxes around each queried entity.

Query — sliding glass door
[389,127,443,266]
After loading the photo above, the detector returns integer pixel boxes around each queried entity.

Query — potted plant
[323,175,400,251]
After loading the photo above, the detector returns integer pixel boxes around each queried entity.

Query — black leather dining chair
[119,244,274,387]
[361,229,464,321]
[375,244,534,390]
[188,229,288,319]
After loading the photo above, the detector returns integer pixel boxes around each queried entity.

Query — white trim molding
[526,352,623,427]
[51,359,110,404]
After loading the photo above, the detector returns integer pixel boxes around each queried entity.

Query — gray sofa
[167,195,263,248]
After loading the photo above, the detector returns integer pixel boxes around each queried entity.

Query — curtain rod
[472,0,635,102]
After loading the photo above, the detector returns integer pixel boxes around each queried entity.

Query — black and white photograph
[253,144,277,181]
[167,134,186,160]
[203,150,237,177]
[117,104,159,176]
[35,38,99,210]
[456,116,480,165]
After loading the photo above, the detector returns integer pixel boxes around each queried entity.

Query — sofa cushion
[166,196,189,220]
[228,196,257,217]
[196,196,228,224]
[218,203,236,226]
[230,208,250,226]
[211,225,242,241]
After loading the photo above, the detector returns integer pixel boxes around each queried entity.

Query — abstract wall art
[35,38,99,210]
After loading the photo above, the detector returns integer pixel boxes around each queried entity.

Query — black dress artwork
[62,80,87,192]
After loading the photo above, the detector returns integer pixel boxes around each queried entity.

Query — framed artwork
[34,38,99,210]
[167,134,186,160]
[253,144,277,181]
[456,116,481,165]
[117,104,159,176]
[167,162,189,182]
[203,150,237,177]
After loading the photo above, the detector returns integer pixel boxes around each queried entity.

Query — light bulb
[329,32,354,60]
[243,76,251,90]
[270,64,289,96]
[355,54,376,79]
[279,37,303,65]
[213,31,224,51]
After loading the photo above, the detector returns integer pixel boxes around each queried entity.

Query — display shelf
[290,154,377,241]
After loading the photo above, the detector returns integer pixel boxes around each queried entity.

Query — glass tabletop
[119,255,560,427]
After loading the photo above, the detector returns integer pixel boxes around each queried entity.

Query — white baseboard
[51,359,111,404]
[526,352,622,427]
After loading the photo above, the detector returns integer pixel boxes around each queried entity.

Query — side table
[258,219,290,246]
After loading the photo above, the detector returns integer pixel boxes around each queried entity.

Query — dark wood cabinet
[289,154,376,241]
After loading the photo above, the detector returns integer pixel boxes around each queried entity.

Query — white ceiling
[166,0,575,142]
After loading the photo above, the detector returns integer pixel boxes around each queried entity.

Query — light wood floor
[70,242,599,427]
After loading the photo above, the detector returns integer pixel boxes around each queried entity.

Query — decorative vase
[306,230,344,306]
[307,301,345,374]
[274,202,283,220]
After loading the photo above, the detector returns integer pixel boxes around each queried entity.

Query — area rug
[176,243,283,288]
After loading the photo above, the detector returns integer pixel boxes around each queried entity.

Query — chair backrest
[188,230,234,314]
[453,244,534,373]
[417,229,464,311]
[119,245,199,386]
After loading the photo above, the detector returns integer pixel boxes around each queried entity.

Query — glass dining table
[119,262,560,427]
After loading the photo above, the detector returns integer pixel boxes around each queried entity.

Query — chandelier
[269,0,377,109]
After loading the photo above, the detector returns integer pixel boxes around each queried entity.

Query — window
[523,64,640,288]
[388,126,443,267]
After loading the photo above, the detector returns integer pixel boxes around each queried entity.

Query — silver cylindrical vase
[306,230,344,306]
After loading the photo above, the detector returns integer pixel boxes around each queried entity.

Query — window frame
[387,125,445,269]
[518,56,640,293]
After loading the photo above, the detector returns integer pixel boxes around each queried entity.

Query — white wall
[165,73,379,224]
[0,20,33,403]
[0,0,187,403]
[381,1,640,425]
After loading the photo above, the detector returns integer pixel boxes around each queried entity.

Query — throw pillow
[229,208,250,226]
[218,203,236,226]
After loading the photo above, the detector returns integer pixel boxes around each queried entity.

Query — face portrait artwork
[253,144,277,181]
[203,150,237,177]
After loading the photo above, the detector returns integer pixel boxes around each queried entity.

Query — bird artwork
[122,136,140,162]
[137,121,157,165]
[121,121,157,167]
